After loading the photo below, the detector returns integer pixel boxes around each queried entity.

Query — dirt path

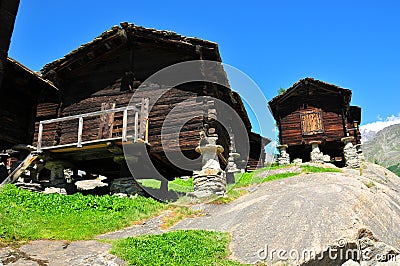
[2,163,400,265]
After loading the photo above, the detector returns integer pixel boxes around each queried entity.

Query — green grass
[388,163,400,177]
[300,165,342,173]
[138,178,194,193]
[233,171,300,188]
[169,178,194,193]
[110,230,244,266]
[0,184,166,243]
[138,179,161,189]
[363,181,376,188]
[161,206,202,229]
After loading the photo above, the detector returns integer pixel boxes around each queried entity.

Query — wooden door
[300,110,324,135]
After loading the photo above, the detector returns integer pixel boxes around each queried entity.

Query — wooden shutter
[300,111,324,135]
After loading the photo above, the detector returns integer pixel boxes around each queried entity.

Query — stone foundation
[323,154,331,163]
[277,145,290,166]
[355,144,365,162]
[190,129,226,198]
[293,158,302,165]
[226,152,240,184]
[342,137,360,168]
[110,177,147,196]
[310,141,324,163]
[15,182,42,192]
[192,173,226,198]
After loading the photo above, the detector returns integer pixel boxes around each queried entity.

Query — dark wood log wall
[33,78,205,155]
[0,0,20,87]
[0,89,33,146]
[280,105,345,146]
[0,59,56,149]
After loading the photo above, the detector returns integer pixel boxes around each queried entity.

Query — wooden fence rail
[36,105,141,152]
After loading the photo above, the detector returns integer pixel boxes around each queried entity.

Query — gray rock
[75,179,108,191]
[342,259,361,266]
[310,144,324,163]
[293,158,303,165]
[343,141,360,168]
[43,187,67,195]
[173,163,400,265]
[110,177,146,196]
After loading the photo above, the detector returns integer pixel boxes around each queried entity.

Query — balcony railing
[36,105,143,152]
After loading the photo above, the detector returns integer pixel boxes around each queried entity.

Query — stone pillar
[355,144,365,162]
[341,136,360,168]
[226,152,240,184]
[310,141,324,163]
[43,161,71,194]
[112,156,147,196]
[293,158,303,165]
[44,161,68,188]
[191,129,226,198]
[226,134,240,184]
[277,145,290,166]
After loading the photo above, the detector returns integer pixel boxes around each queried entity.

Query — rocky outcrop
[173,163,400,265]
[302,228,400,266]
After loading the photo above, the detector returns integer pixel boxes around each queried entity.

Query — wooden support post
[37,122,43,152]
[98,102,115,139]
[77,117,83,148]
[134,110,139,142]
[122,108,128,142]
[145,118,149,143]
[140,98,149,141]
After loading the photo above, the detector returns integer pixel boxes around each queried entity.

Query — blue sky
[9,0,400,141]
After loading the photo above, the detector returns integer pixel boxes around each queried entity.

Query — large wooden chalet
[33,23,267,181]
[268,78,361,164]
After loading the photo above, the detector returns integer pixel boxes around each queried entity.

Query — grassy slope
[111,230,245,266]
[0,184,165,243]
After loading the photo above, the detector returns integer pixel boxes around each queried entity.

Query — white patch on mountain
[360,114,400,143]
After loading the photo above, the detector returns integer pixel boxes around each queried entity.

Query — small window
[300,111,324,135]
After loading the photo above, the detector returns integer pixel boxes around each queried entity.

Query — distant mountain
[360,128,379,143]
[363,124,400,176]
[360,116,400,143]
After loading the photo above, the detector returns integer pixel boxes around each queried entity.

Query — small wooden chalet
[0,57,57,150]
[268,78,361,164]
[33,22,268,181]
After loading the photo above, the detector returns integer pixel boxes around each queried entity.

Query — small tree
[277,87,287,95]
